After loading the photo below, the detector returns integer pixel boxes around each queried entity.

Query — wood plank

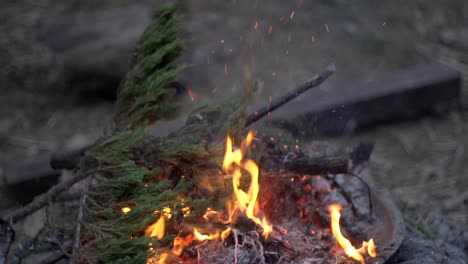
[267,62,461,137]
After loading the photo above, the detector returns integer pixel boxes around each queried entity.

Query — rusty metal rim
[367,182,406,263]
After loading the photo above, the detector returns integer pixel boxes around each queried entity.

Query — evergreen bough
[78,4,247,263]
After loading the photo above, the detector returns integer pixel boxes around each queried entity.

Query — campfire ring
[364,180,406,263]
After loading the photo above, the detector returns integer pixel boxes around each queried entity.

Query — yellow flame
[223,131,273,237]
[193,228,220,241]
[329,204,377,263]
[367,239,377,257]
[145,216,165,239]
[157,253,169,264]
[221,227,232,240]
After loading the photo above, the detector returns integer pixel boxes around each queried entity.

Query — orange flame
[329,204,377,263]
[223,132,273,237]
[145,216,165,239]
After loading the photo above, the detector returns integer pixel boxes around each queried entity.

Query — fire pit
[140,132,405,264]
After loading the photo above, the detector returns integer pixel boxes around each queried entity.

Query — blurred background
[0,0,467,235]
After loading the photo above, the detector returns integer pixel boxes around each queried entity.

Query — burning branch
[244,63,336,128]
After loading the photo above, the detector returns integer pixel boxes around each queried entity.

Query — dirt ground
[1,0,467,239]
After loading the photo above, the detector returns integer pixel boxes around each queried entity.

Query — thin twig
[233,228,239,264]
[244,63,336,128]
[4,171,91,224]
[349,173,373,222]
[69,175,92,264]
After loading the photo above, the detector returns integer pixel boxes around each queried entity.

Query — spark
[383,21,387,27]
[312,35,316,43]
[254,20,259,30]
[221,39,225,44]
[325,23,330,32]
[290,10,296,20]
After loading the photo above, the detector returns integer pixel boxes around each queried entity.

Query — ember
[142,131,381,264]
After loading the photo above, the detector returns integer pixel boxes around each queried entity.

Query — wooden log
[268,62,461,137]
[261,142,374,175]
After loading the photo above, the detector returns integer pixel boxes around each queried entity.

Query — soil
[0,0,467,261]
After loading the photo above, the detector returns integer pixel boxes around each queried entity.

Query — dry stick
[69,176,92,264]
[4,171,91,223]
[244,63,336,128]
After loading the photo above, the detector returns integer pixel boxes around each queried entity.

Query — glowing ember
[223,132,273,237]
[329,204,377,263]
[121,207,131,214]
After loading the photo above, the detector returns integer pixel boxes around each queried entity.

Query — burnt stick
[284,155,349,175]
[244,63,336,128]
[262,142,374,175]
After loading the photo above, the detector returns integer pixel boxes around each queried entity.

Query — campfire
[0,4,408,264]
[139,131,379,264]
